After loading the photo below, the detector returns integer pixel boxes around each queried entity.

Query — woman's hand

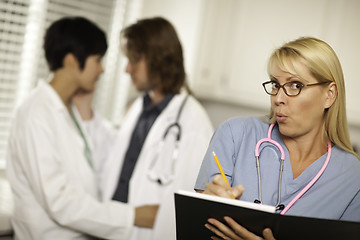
[205,217,276,240]
[203,174,245,199]
[203,176,275,239]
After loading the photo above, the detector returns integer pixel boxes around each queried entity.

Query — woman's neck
[49,71,78,110]
[283,132,329,179]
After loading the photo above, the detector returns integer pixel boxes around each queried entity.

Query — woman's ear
[324,82,337,109]
[63,53,79,69]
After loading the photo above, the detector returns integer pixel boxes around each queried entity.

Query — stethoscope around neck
[147,94,189,185]
[254,123,332,215]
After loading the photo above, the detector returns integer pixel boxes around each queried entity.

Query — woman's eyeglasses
[262,80,329,97]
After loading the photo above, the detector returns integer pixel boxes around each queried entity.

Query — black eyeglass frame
[262,80,330,97]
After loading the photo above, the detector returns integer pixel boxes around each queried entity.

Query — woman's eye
[290,82,303,89]
[271,82,280,89]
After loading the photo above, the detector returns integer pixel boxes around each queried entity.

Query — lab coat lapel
[102,98,143,200]
[128,93,186,204]
[138,93,185,160]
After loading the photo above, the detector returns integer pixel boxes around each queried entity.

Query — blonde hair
[266,36,359,159]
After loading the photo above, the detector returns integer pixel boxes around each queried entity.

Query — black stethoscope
[147,95,189,185]
[254,123,332,214]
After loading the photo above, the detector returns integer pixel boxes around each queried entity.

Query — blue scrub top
[195,117,360,222]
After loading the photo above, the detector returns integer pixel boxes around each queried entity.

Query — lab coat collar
[37,79,68,112]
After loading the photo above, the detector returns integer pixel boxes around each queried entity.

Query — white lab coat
[96,92,214,240]
[6,81,134,240]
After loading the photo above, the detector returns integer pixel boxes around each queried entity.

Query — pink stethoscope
[254,123,332,215]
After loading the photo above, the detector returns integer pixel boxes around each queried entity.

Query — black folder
[175,190,360,240]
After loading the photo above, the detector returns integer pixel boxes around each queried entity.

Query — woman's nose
[273,87,287,105]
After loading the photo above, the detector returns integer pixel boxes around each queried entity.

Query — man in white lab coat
[6,16,157,240]
[85,17,214,240]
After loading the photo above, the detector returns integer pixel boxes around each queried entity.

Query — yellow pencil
[212,151,230,186]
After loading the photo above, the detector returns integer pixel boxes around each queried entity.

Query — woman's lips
[276,113,287,122]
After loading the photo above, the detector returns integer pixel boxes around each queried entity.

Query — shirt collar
[38,80,67,111]
[143,93,174,113]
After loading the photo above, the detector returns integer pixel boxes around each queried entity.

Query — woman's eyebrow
[286,76,302,82]
[270,76,278,81]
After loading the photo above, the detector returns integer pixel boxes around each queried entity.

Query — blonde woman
[195,37,360,239]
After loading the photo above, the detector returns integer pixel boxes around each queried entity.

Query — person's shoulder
[179,95,210,119]
[212,116,267,140]
[182,95,206,112]
[208,117,268,146]
[14,82,60,125]
[16,86,45,116]
[332,146,360,162]
[331,146,360,175]
[222,116,267,130]
[180,95,214,131]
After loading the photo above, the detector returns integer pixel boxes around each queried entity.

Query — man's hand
[134,204,159,228]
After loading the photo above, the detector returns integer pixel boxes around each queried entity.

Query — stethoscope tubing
[255,123,331,215]
[255,124,285,159]
[255,123,285,209]
[280,142,331,215]
[147,94,189,185]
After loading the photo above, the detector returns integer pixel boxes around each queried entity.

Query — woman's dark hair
[122,17,186,94]
[44,16,107,71]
